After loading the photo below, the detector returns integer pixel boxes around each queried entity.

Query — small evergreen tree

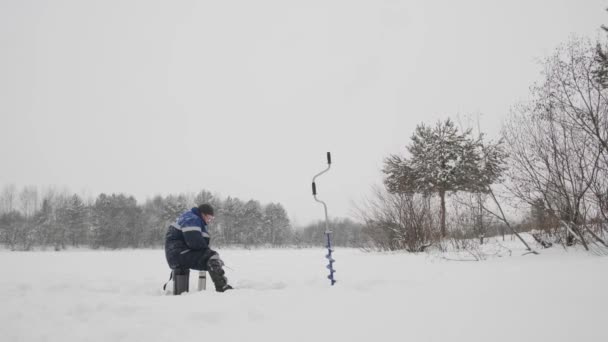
[218,196,244,245]
[594,9,608,88]
[0,211,25,250]
[263,203,292,246]
[383,118,504,237]
[241,200,263,246]
[62,194,87,247]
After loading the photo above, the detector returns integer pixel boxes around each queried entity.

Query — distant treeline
[0,186,364,251]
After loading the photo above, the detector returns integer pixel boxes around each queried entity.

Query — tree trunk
[582,224,608,247]
[478,193,484,244]
[562,221,589,251]
[439,190,446,237]
[486,187,538,254]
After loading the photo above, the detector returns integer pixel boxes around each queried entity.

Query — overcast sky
[1,0,606,225]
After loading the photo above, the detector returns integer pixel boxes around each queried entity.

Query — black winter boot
[207,257,233,292]
[219,284,233,292]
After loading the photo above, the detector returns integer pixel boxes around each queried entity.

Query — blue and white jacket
[164,207,211,268]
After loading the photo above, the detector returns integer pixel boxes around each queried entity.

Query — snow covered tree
[241,200,263,246]
[17,186,39,249]
[384,119,504,237]
[161,194,190,224]
[35,197,61,250]
[0,185,295,249]
[0,184,17,214]
[217,196,244,245]
[503,38,608,250]
[0,185,22,250]
[263,203,292,246]
[91,193,142,248]
[52,193,86,250]
[18,186,38,219]
[91,194,115,248]
[594,9,608,88]
[141,195,168,247]
[60,194,88,247]
[193,189,220,208]
[0,210,25,250]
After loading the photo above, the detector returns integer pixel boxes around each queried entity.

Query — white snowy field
[1,241,606,342]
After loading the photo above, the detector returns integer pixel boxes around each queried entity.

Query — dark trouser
[177,248,216,271]
[176,249,229,291]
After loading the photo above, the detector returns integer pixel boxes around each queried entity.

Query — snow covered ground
[1,239,606,342]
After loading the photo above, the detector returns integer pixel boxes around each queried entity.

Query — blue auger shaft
[326,232,336,285]
[312,152,336,286]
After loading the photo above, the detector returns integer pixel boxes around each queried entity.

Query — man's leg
[177,250,205,270]
[178,249,232,292]
[203,251,233,292]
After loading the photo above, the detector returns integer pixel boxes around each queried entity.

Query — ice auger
[312,152,336,286]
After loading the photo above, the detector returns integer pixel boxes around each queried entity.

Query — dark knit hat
[198,203,214,216]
